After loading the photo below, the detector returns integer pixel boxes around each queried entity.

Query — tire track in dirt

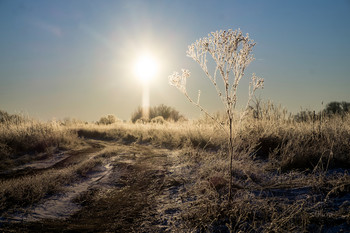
[53,144,183,232]
[5,163,116,222]
[0,140,105,180]
[0,140,112,223]
[0,140,185,232]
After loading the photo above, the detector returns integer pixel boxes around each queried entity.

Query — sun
[133,53,158,83]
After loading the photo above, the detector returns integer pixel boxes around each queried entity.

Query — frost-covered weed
[169,29,264,200]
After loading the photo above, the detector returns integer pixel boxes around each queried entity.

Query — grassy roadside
[0,115,80,171]
[2,109,349,173]
[74,112,350,171]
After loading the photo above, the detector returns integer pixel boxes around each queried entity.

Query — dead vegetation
[0,109,349,232]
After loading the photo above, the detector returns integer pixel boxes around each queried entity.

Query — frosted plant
[168,69,190,94]
[169,29,264,200]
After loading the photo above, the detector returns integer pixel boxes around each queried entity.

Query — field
[0,109,349,232]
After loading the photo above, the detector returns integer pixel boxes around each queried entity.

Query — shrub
[98,114,118,125]
[150,116,166,124]
[131,104,184,123]
[131,107,143,123]
[150,104,184,122]
[135,117,149,124]
[61,117,86,126]
[325,101,350,116]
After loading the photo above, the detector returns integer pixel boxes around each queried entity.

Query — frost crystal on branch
[168,69,190,94]
[250,73,264,91]
[172,29,264,115]
[197,90,201,105]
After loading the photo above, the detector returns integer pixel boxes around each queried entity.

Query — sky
[0,0,349,121]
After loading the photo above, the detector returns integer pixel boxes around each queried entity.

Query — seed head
[168,69,190,94]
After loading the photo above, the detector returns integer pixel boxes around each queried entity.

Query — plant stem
[228,116,233,201]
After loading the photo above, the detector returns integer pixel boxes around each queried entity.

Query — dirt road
[0,139,185,232]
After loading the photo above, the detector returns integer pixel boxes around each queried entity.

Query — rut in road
[1,139,187,232]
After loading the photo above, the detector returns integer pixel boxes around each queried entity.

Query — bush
[131,107,143,123]
[98,114,118,125]
[150,116,166,124]
[150,104,184,122]
[325,101,350,115]
[131,104,185,123]
[135,117,149,124]
[61,117,86,126]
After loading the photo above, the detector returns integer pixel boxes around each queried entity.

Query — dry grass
[74,120,226,150]
[0,152,105,214]
[0,117,79,171]
[0,108,349,231]
[171,139,350,232]
[162,112,350,232]
[73,111,350,171]
[66,111,350,231]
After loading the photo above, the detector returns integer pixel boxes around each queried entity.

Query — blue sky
[0,0,349,121]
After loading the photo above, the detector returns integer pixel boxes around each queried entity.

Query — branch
[184,92,229,135]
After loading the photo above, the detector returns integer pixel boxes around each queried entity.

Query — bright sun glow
[134,53,158,83]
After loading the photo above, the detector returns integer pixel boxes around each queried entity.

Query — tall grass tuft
[0,111,79,170]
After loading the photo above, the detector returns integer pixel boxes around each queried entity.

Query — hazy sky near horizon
[0,0,349,121]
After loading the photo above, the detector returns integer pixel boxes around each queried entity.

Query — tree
[131,104,184,123]
[341,101,350,113]
[169,29,264,200]
[131,107,144,123]
[325,101,350,115]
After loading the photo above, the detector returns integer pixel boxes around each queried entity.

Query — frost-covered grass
[74,111,350,172]
[0,150,105,214]
[0,115,79,171]
[72,111,350,231]
[0,109,349,231]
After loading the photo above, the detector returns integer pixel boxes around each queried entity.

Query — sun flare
[133,53,158,83]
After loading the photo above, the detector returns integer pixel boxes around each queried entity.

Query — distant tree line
[324,101,350,115]
[248,99,350,122]
[295,101,350,122]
